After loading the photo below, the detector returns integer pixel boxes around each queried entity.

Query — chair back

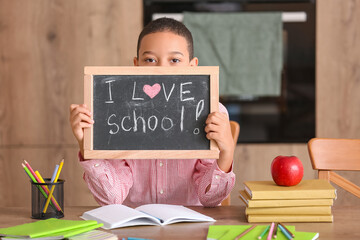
[221,120,240,206]
[230,121,240,145]
[308,138,360,198]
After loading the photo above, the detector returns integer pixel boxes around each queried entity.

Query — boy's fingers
[79,122,93,129]
[206,132,219,140]
[70,105,92,119]
[79,113,94,124]
[206,112,228,125]
[70,103,90,113]
[71,112,94,126]
[71,121,92,138]
[205,123,220,133]
[70,104,79,111]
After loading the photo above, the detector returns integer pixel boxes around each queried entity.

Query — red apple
[271,155,304,186]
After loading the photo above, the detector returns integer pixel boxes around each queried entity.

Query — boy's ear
[133,57,139,66]
[190,57,199,66]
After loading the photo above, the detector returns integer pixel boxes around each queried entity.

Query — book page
[81,204,161,229]
[135,204,215,225]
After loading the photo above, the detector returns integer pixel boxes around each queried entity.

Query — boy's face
[134,31,198,67]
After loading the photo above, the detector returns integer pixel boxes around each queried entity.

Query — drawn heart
[143,83,161,99]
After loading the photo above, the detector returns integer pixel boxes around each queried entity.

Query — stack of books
[239,179,336,223]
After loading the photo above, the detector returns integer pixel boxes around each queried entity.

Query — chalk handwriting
[105,80,115,103]
[102,80,206,136]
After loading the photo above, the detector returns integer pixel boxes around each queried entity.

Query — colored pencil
[278,224,292,240]
[279,222,295,238]
[23,160,40,181]
[24,160,61,211]
[258,225,270,240]
[273,223,278,239]
[35,170,63,213]
[43,159,64,213]
[50,165,59,182]
[22,164,57,211]
[234,225,256,240]
[267,222,275,240]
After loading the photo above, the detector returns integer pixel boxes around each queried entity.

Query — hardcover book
[247,214,333,223]
[245,205,332,215]
[244,179,336,200]
[239,190,334,208]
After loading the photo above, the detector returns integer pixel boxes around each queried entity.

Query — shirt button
[215,175,220,180]
[160,189,164,194]
[159,162,163,167]
[94,163,100,167]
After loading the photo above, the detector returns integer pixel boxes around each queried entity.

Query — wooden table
[1,205,359,239]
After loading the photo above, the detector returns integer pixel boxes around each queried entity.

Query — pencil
[258,225,270,240]
[273,223,278,239]
[273,223,279,238]
[35,170,63,213]
[266,222,275,240]
[50,164,59,182]
[43,159,64,213]
[22,164,57,212]
[279,222,295,238]
[278,224,293,240]
[234,225,256,240]
[24,160,61,211]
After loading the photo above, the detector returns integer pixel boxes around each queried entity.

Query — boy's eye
[170,59,180,63]
[145,58,156,63]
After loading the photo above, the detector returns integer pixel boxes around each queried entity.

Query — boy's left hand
[205,112,234,154]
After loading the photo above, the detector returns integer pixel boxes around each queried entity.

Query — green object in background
[183,12,283,98]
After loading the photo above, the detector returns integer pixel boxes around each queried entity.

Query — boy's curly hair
[137,17,194,60]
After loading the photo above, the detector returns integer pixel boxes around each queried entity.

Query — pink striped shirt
[79,103,235,207]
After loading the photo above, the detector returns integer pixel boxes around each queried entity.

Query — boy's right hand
[69,104,94,147]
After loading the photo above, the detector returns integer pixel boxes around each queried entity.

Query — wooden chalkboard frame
[83,66,219,159]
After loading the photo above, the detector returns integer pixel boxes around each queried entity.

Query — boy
[70,18,236,207]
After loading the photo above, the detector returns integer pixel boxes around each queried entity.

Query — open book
[81,204,215,229]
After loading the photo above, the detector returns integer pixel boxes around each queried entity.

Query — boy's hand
[205,112,235,173]
[205,112,234,153]
[69,104,93,148]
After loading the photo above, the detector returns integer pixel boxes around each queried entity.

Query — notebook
[207,225,319,240]
[81,204,215,229]
[239,190,334,208]
[245,206,332,215]
[0,218,102,239]
[68,230,118,240]
[244,179,336,200]
[247,214,333,223]
[206,225,296,240]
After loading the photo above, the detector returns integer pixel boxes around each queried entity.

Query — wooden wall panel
[0,147,97,207]
[0,0,142,146]
[317,0,360,138]
[0,0,142,207]
[317,0,360,206]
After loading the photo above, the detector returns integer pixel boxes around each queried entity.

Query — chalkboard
[83,66,219,159]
